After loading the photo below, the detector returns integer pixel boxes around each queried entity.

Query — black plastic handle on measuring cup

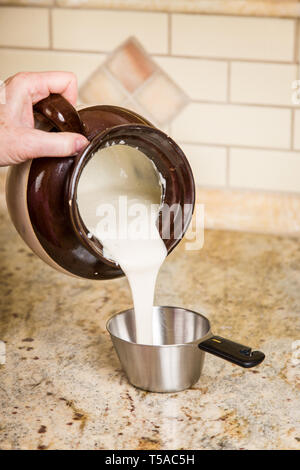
[198,336,265,368]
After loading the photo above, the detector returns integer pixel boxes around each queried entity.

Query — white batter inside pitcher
[77,143,167,345]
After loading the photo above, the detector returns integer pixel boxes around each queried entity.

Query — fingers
[3,128,89,165]
[5,71,78,106]
[24,128,89,158]
[0,72,86,166]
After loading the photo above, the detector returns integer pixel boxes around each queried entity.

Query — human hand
[0,71,89,166]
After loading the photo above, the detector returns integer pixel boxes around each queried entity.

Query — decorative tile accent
[80,37,188,127]
[106,39,154,93]
[293,109,300,150]
[121,98,152,122]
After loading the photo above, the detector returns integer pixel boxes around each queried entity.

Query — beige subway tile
[293,109,300,150]
[172,14,295,62]
[171,103,291,149]
[0,49,105,87]
[155,56,227,102]
[231,61,296,106]
[52,9,168,54]
[229,147,300,192]
[0,7,49,48]
[180,144,227,187]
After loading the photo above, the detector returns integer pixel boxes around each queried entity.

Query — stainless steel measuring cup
[106,306,265,393]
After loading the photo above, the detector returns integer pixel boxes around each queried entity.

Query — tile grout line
[157,54,295,65]
[168,12,172,55]
[176,140,300,153]
[196,184,300,197]
[183,99,295,110]
[0,44,296,66]
[48,7,53,50]
[0,3,51,8]
[195,185,300,197]
[226,146,230,188]
[226,61,231,188]
[218,184,300,196]
[227,60,231,103]
[294,18,299,64]
[291,108,295,150]
[291,18,298,150]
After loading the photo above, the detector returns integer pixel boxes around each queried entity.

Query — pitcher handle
[33,93,85,135]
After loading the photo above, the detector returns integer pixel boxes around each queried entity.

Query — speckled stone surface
[0,173,299,450]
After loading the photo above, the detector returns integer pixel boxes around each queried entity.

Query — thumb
[13,128,89,162]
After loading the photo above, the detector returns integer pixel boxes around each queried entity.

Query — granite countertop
[0,172,299,450]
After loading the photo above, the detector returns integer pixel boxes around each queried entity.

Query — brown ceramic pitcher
[6,94,195,280]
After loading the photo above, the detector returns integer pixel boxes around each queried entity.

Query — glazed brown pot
[6,94,195,280]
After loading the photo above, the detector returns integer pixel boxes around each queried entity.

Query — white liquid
[77,144,167,345]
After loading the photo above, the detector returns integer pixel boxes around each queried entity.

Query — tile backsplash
[1,4,300,195]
